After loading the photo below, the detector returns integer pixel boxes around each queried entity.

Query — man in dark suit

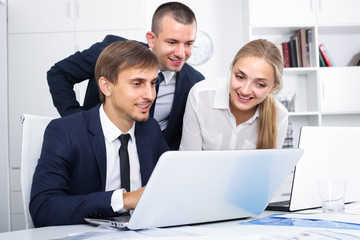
[47,2,205,150]
[30,41,169,227]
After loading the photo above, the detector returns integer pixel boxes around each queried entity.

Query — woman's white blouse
[180,80,289,150]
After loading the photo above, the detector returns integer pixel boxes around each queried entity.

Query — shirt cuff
[110,188,127,212]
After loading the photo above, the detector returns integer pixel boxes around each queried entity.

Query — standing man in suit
[30,41,169,227]
[47,2,205,150]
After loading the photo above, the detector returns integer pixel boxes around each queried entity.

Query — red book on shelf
[319,44,334,67]
[281,42,291,67]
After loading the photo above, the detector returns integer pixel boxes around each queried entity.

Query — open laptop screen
[289,126,360,211]
[268,126,360,212]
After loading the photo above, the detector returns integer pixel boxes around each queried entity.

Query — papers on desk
[247,201,360,229]
[278,212,360,225]
[246,214,360,230]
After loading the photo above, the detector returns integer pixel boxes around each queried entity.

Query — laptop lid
[288,126,360,211]
[126,148,303,230]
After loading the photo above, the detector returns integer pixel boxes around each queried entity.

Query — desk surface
[0,216,291,240]
[1,210,360,240]
[0,212,272,240]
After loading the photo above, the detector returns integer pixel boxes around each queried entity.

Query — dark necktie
[150,72,164,117]
[119,134,131,192]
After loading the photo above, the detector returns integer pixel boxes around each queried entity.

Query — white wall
[5,0,244,231]
[0,0,10,233]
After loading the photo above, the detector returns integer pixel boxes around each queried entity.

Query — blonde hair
[231,39,284,149]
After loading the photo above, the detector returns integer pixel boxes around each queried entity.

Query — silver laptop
[267,126,360,211]
[85,148,304,230]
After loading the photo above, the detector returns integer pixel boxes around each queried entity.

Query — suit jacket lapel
[167,69,188,130]
[135,124,153,186]
[86,105,107,190]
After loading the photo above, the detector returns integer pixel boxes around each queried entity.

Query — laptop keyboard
[266,200,290,210]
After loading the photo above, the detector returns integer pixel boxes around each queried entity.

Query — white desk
[0,224,94,240]
[0,212,269,240]
[1,210,360,240]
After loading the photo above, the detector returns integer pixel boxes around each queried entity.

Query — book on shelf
[297,29,308,67]
[319,51,327,67]
[290,34,301,67]
[279,28,314,68]
[281,42,291,67]
[289,39,298,67]
[306,29,313,67]
[319,43,334,67]
[349,52,360,66]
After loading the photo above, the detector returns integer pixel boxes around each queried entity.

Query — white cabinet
[244,0,360,147]
[316,0,360,25]
[248,0,316,26]
[247,0,360,27]
[320,67,360,113]
[76,0,145,31]
[8,0,145,33]
[8,33,74,230]
[7,0,147,230]
[8,0,74,33]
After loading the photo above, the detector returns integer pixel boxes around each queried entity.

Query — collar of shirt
[212,81,259,125]
[159,70,176,85]
[244,108,259,124]
[213,81,230,110]
[99,104,135,143]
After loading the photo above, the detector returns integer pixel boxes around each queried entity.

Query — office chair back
[20,114,54,229]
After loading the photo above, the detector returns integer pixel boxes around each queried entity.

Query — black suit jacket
[47,35,205,149]
[30,104,169,227]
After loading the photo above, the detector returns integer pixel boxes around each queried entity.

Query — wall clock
[188,30,213,65]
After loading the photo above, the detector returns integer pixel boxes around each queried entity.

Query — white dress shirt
[153,70,176,131]
[180,80,289,150]
[99,105,142,212]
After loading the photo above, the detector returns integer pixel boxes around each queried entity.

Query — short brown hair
[151,2,196,36]
[95,41,159,102]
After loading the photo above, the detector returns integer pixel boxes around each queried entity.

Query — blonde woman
[180,39,288,150]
